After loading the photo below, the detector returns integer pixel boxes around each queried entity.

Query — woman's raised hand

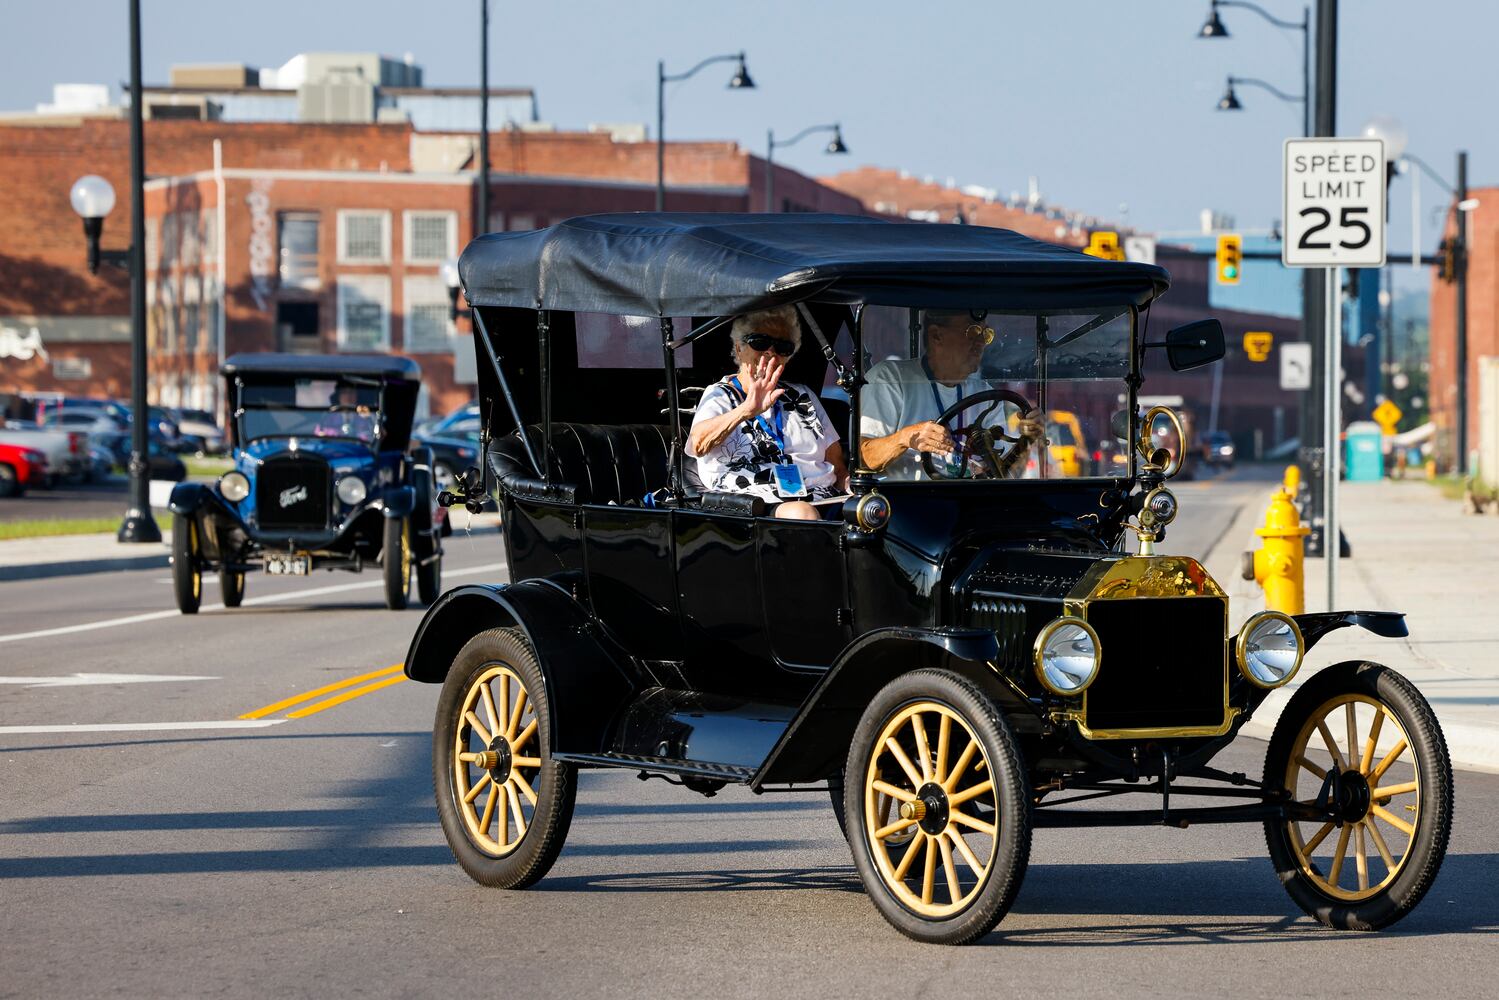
[740,353,786,415]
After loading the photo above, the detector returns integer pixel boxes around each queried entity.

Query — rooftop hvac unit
[297,80,375,123]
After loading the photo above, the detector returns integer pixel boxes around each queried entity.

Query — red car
[0,442,47,497]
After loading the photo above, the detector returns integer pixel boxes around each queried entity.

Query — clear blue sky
[3,0,1489,301]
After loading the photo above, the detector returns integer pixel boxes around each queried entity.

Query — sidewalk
[0,531,171,582]
[1205,477,1499,773]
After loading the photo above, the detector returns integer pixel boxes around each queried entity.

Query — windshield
[857,305,1134,481]
[236,377,382,444]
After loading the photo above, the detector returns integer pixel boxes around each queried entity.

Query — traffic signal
[1437,238,1458,283]
[1215,234,1242,285]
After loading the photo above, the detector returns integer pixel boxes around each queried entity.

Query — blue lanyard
[921,357,964,420]
[729,377,788,456]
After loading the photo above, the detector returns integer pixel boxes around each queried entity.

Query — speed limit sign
[1283,138,1386,268]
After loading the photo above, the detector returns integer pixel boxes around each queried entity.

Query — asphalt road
[0,475,132,522]
[3,470,1495,998]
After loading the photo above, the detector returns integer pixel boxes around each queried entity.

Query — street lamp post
[656,52,754,211]
[70,0,158,543]
[1199,0,1310,137]
[765,123,847,212]
[478,0,490,237]
[1215,75,1305,117]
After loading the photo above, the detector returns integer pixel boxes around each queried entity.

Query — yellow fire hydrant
[1241,488,1311,614]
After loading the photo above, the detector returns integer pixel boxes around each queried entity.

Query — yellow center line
[239,664,405,720]
[285,674,408,719]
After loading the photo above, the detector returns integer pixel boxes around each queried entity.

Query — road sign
[1280,342,1312,390]
[1123,235,1156,265]
[1243,331,1273,362]
[1085,231,1124,260]
[1283,138,1387,267]
[1372,399,1402,434]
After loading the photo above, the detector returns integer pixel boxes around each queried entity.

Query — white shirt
[688,378,842,502]
[860,358,1010,480]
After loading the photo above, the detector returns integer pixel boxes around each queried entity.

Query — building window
[506,213,536,232]
[145,218,160,272]
[403,276,453,352]
[181,210,201,267]
[279,212,321,291]
[337,210,390,264]
[404,210,456,264]
[336,275,390,351]
[162,212,179,270]
[202,211,218,264]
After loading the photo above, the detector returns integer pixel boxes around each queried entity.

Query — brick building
[0,69,865,417]
[1429,188,1496,470]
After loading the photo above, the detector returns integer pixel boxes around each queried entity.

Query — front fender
[167,481,216,516]
[403,580,636,755]
[1293,610,1407,651]
[377,485,416,518]
[752,627,1004,788]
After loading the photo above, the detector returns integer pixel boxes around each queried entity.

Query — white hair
[729,304,802,362]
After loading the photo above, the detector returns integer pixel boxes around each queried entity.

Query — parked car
[171,407,227,455]
[167,354,443,614]
[414,403,481,493]
[1201,429,1237,467]
[0,442,48,497]
[0,421,87,486]
[403,213,1451,944]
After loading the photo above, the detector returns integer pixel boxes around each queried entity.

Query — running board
[553,751,754,784]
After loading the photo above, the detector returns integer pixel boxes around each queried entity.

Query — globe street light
[656,52,754,211]
[765,123,847,212]
[70,0,158,543]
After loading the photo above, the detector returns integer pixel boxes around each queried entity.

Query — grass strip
[0,512,173,540]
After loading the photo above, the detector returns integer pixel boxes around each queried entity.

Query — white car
[0,422,87,486]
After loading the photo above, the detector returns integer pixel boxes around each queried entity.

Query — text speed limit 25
[1282,138,1386,268]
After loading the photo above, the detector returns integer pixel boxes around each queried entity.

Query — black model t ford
[168,354,443,614]
[405,214,1450,944]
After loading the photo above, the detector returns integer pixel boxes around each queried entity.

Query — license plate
[265,554,310,576]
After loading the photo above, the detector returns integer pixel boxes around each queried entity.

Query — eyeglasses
[931,323,995,346]
[743,332,796,356]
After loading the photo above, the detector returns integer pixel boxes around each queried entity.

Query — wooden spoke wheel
[1264,661,1452,930]
[434,629,576,889]
[171,516,202,615]
[845,669,1031,944]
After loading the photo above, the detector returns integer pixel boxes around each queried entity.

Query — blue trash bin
[1344,421,1384,482]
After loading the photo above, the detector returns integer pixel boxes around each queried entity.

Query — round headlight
[218,471,250,502]
[1143,486,1178,526]
[336,475,367,505]
[1236,611,1304,688]
[1033,617,1101,696]
[854,492,891,531]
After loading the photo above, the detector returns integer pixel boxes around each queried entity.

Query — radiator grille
[256,457,331,531]
[1082,597,1227,734]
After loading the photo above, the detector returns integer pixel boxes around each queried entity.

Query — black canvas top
[221,353,421,381]
[457,213,1171,317]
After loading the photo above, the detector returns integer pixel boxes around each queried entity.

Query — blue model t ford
[167,354,443,613]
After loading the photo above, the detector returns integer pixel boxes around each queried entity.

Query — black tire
[416,538,442,606]
[1263,660,1452,930]
[171,516,202,615]
[220,567,245,608]
[844,668,1031,945]
[382,516,411,610]
[0,463,19,498]
[434,628,576,888]
[829,772,849,839]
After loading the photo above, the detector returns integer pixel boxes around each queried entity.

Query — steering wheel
[919,388,1039,480]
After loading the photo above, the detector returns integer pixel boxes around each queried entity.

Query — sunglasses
[743,332,796,356]
[932,323,995,346]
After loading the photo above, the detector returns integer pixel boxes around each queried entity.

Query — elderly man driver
[860,309,1044,480]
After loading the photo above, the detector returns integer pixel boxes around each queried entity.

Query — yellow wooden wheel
[453,664,543,857]
[1283,693,1420,901]
[863,700,999,918]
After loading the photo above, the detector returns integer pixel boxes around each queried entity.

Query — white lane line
[0,561,507,646]
[0,720,288,734]
[0,673,218,688]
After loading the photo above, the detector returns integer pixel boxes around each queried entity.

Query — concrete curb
[0,553,171,582]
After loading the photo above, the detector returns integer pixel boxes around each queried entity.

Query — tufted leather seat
[489,423,703,505]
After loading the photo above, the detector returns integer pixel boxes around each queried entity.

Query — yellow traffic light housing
[1216,234,1242,285]
[1085,231,1124,261]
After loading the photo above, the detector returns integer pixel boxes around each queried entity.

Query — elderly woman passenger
[686,305,848,520]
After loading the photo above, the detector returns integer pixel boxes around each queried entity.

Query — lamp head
[1360,115,1408,161]
[440,257,461,291]
[1217,81,1242,111]
[70,174,116,220]
[1199,2,1229,37]
[728,53,755,89]
[826,125,848,155]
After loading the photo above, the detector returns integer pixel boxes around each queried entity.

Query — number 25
[1298,207,1372,250]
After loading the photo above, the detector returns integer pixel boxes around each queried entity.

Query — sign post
[1283,137,1386,610]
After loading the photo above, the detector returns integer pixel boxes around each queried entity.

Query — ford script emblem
[279,485,309,508]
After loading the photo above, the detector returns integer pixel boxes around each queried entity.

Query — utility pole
[478,0,490,236]
[1455,150,1469,472]
[1300,0,1336,559]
